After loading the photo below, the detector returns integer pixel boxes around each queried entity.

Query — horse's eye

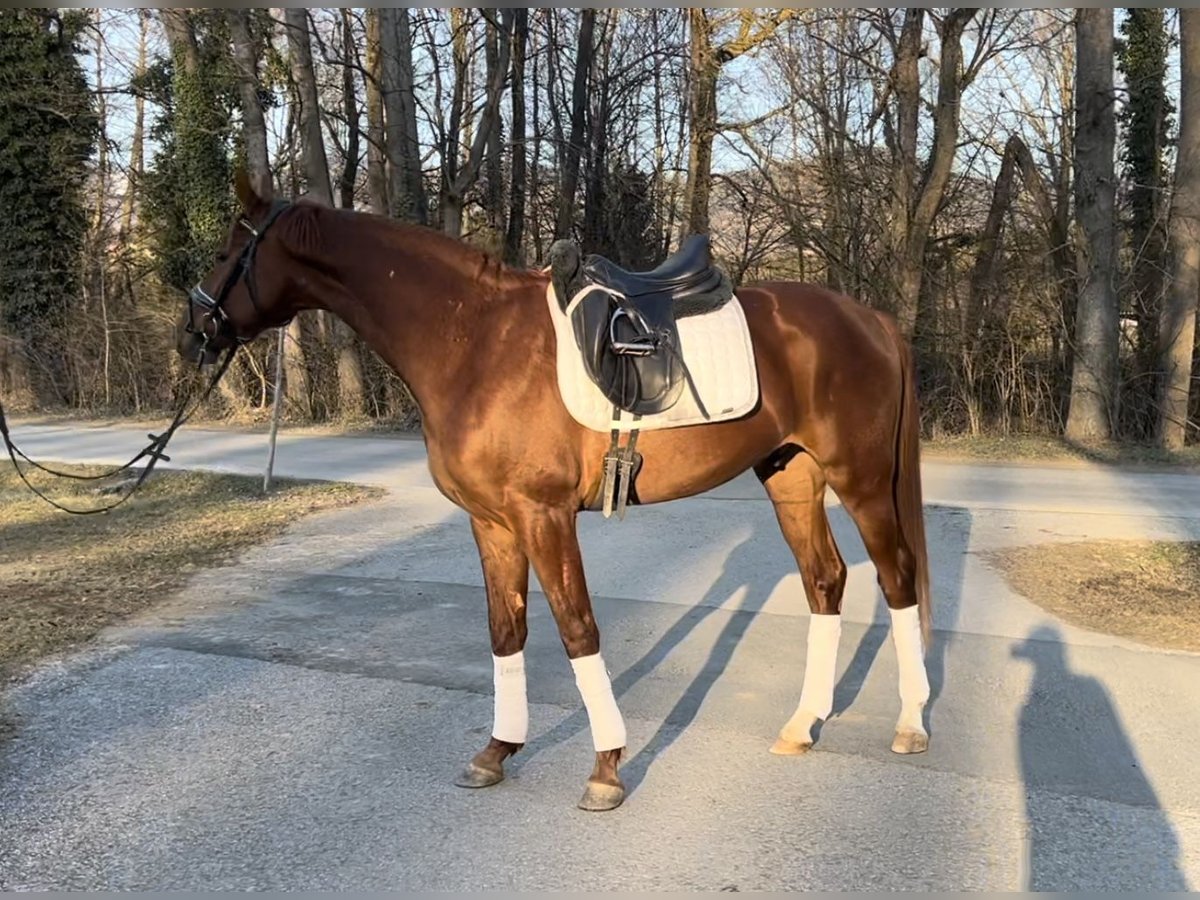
[216,252,229,263]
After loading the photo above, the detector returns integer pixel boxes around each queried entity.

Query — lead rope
[0,347,238,516]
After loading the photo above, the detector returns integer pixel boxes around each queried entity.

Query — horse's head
[177,170,297,365]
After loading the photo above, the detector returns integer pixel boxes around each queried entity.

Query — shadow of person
[1013,625,1189,891]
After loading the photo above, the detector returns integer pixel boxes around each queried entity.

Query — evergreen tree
[0,10,97,396]
[141,10,238,293]
[1116,7,1175,433]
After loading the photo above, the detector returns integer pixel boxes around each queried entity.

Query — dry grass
[924,433,1200,471]
[984,540,1200,652]
[0,462,381,681]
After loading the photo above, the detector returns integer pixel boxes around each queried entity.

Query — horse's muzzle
[176,327,223,367]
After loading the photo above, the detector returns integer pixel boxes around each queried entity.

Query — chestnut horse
[179,173,933,812]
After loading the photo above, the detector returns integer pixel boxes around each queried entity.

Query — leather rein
[0,200,292,516]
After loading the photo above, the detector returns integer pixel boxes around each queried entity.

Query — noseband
[186,199,291,355]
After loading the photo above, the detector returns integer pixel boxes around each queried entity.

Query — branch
[717,103,791,133]
[716,9,798,63]
[451,8,514,196]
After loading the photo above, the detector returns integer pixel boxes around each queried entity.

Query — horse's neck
[311,216,527,424]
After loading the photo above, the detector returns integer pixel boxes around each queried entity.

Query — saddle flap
[568,288,684,415]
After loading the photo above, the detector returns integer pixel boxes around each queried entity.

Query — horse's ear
[234,167,273,215]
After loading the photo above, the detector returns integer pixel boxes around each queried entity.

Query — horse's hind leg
[831,480,931,755]
[456,516,531,789]
[757,449,848,755]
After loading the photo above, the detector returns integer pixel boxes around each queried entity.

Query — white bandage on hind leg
[779,613,841,743]
[890,604,930,734]
[570,653,627,751]
[491,651,528,744]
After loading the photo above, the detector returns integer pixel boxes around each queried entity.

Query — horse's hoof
[577,781,625,812]
[454,762,504,789]
[891,730,929,755]
[769,737,813,756]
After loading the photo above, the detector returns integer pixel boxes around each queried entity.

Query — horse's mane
[309,199,545,288]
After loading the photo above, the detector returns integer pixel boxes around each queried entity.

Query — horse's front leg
[518,503,627,811]
[456,516,531,789]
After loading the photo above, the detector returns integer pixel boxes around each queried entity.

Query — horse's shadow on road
[518,499,971,799]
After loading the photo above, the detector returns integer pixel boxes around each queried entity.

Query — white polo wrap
[492,651,528,744]
[797,612,842,721]
[889,604,930,733]
[570,652,627,751]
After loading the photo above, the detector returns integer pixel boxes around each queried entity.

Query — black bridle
[0,199,293,515]
[185,198,292,359]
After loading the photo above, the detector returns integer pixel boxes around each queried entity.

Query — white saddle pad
[546,284,760,433]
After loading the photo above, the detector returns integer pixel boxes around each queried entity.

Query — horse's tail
[890,321,932,652]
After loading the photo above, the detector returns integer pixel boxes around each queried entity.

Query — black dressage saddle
[548,235,733,418]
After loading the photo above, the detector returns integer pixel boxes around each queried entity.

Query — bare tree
[379,7,427,223]
[119,8,147,242]
[554,9,596,238]
[229,10,311,418]
[503,8,528,264]
[364,9,388,215]
[1159,9,1200,449]
[440,8,513,238]
[886,9,978,339]
[483,12,506,243]
[284,8,332,204]
[1065,8,1118,441]
[338,8,360,211]
[285,8,366,418]
[681,8,796,239]
[228,9,270,187]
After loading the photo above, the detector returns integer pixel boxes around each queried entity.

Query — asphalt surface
[1,420,1198,890]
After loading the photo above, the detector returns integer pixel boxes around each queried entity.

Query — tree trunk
[364,9,388,215]
[1159,9,1200,449]
[503,8,528,264]
[583,11,616,254]
[396,10,426,224]
[1119,10,1172,421]
[893,9,977,339]
[554,8,596,238]
[682,8,718,239]
[284,9,332,204]
[338,8,360,210]
[1066,8,1118,441]
[232,9,308,418]
[966,135,1020,345]
[119,9,147,242]
[285,9,365,418]
[886,7,923,287]
[528,10,544,262]
[379,8,427,223]
[228,9,270,186]
[442,8,513,238]
[92,11,107,232]
[682,9,798,241]
[483,13,505,244]
[651,8,668,255]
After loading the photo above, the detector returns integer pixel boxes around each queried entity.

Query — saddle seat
[548,235,734,419]
[582,234,730,309]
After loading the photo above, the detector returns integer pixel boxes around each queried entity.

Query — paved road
[1,420,1198,890]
